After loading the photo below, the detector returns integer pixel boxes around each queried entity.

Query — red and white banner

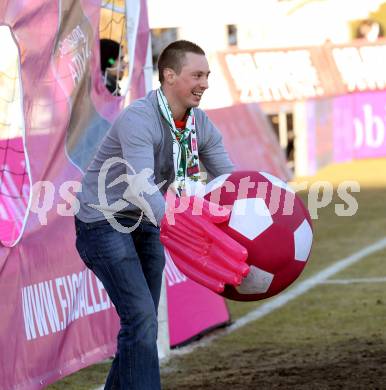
[217,39,386,106]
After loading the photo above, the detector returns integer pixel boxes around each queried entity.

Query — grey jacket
[76,90,234,225]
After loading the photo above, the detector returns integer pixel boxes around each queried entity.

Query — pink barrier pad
[0,137,29,247]
[206,103,291,181]
[167,280,229,347]
[164,250,230,347]
[334,91,386,161]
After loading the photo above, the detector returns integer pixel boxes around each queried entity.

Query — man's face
[170,52,210,110]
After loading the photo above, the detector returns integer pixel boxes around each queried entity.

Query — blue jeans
[74,217,165,390]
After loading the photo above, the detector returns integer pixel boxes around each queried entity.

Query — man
[100,38,127,95]
[75,40,234,389]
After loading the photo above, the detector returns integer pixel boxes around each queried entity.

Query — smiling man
[158,45,210,120]
[74,40,234,390]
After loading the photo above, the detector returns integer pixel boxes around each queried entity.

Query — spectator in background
[100,38,127,96]
[356,19,384,42]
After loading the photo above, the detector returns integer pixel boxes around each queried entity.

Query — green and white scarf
[157,88,201,195]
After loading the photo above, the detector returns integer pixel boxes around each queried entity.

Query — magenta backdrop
[333,91,386,161]
[307,91,386,173]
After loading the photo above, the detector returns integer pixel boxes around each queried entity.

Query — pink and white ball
[204,171,313,302]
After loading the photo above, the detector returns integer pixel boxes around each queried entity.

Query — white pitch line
[93,236,386,387]
[228,237,386,331]
[167,236,386,357]
[321,277,386,284]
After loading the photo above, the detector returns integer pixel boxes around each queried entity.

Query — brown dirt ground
[161,337,386,389]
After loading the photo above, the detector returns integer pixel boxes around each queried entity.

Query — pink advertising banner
[0,137,28,247]
[307,91,386,172]
[0,0,140,388]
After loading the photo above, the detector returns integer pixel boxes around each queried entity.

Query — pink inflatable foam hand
[160,196,249,293]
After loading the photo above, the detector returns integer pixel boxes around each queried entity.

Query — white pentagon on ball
[228,198,273,240]
[236,265,274,294]
[294,219,313,261]
[201,171,313,302]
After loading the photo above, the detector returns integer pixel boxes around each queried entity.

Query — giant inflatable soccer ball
[203,171,313,301]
